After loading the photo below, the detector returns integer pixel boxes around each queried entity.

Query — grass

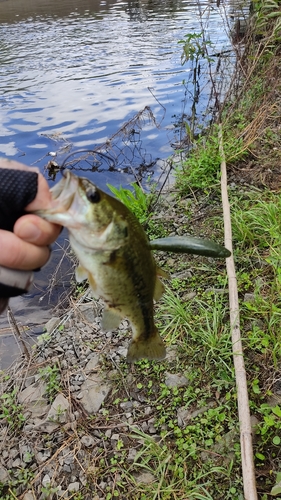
[105,172,281,498]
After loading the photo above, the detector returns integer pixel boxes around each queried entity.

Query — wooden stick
[218,124,257,500]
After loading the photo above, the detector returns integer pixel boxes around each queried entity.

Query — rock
[0,466,9,483]
[42,473,51,488]
[243,293,255,303]
[120,401,133,411]
[18,381,47,405]
[171,270,192,279]
[68,482,80,493]
[80,435,96,447]
[182,291,197,301]
[127,448,137,462]
[177,401,216,427]
[28,401,50,419]
[117,347,128,358]
[23,492,36,500]
[164,372,189,388]
[24,376,35,388]
[46,393,70,423]
[78,303,99,323]
[45,317,61,334]
[36,452,49,464]
[9,448,19,459]
[78,375,112,413]
[111,433,119,443]
[84,354,100,374]
[165,347,178,363]
[201,428,238,463]
[60,359,68,370]
[134,471,156,484]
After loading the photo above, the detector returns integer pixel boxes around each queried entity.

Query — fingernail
[17,221,41,242]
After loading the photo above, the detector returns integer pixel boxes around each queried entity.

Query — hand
[0,159,61,270]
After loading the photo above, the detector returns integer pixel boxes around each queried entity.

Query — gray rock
[79,375,112,413]
[45,317,61,334]
[46,393,70,423]
[164,372,189,388]
[172,270,192,279]
[9,448,19,459]
[18,381,47,405]
[23,492,36,500]
[68,482,80,493]
[24,376,35,388]
[177,401,216,427]
[78,304,99,323]
[182,291,197,301]
[36,452,49,464]
[127,448,137,462]
[111,433,119,443]
[60,359,68,370]
[42,473,51,488]
[80,435,96,447]
[0,466,9,483]
[117,347,128,358]
[201,427,238,463]
[120,401,133,411]
[165,347,178,363]
[28,401,50,419]
[134,471,155,484]
[12,458,22,468]
[243,293,255,303]
[84,354,100,373]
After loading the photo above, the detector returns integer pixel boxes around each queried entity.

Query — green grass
[104,179,281,498]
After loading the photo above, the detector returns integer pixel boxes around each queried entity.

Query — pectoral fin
[156,266,170,279]
[102,308,122,331]
[76,267,98,295]
[154,276,165,301]
[75,265,88,283]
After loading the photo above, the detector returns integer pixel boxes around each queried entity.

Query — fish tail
[126,329,166,363]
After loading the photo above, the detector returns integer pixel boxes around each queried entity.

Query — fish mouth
[49,170,78,211]
[33,170,78,222]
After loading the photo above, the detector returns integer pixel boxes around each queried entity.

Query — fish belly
[69,234,166,362]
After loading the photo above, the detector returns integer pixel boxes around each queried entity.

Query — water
[0,0,232,368]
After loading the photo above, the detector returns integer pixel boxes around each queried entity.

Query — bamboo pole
[218,124,257,500]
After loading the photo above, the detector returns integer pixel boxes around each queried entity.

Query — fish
[34,171,168,363]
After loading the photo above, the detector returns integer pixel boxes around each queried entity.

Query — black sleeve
[0,168,38,231]
[0,168,38,311]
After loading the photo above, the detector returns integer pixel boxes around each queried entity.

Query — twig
[218,124,257,500]
[7,306,30,361]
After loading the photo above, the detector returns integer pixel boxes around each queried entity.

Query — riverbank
[1,4,281,500]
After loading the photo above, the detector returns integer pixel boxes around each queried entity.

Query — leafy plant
[107,183,154,225]
[38,364,61,402]
[0,388,26,430]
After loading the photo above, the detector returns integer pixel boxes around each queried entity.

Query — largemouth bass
[34,171,167,362]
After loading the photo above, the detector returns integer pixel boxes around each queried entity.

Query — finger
[14,215,61,246]
[0,230,51,270]
[0,158,54,211]
[0,158,39,174]
[26,173,54,211]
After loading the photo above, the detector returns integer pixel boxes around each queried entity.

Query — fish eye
[86,188,101,203]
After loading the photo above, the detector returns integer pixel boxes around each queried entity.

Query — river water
[0,0,236,368]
